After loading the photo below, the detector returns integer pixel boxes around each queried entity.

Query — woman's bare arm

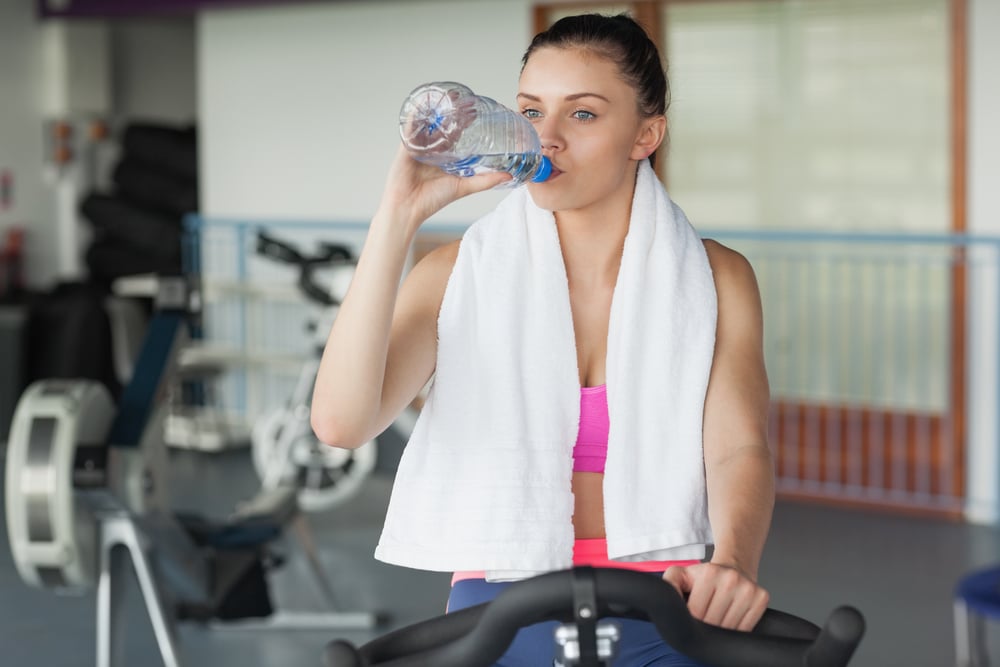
[701,239,774,580]
[663,239,774,631]
[310,147,509,448]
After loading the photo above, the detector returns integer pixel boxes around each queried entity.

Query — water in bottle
[399,81,552,186]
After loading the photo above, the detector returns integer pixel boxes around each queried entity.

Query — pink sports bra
[451,386,696,586]
[574,384,609,473]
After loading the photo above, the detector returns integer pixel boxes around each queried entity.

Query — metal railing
[709,229,1000,515]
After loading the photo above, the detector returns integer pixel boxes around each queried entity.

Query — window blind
[664,0,950,232]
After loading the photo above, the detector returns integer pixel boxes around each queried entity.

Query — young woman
[312,14,774,667]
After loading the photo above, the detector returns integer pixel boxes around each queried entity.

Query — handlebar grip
[298,270,337,307]
[255,233,355,266]
[324,640,364,667]
[754,608,820,640]
[255,231,303,263]
[255,231,353,306]
[804,606,865,667]
[318,242,354,262]
[359,602,486,664]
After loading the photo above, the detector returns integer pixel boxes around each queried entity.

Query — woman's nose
[536,117,564,152]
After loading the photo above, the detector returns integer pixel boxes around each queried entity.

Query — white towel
[375,160,717,580]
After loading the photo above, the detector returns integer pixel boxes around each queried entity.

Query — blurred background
[0,0,999,666]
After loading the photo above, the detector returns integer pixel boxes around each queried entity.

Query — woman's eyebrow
[516,92,611,103]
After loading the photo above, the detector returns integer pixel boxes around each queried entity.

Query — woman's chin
[526,185,567,212]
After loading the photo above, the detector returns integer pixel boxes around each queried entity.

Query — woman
[312,13,774,667]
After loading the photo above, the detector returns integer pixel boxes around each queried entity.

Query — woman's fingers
[685,567,720,624]
[456,170,513,196]
[664,563,770,631]
[661,565,689,595]
[382,147,513,227]
[736,586,771,632]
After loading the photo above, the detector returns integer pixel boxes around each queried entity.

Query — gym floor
[2,438,999,667]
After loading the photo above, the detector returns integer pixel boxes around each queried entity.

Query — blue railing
[707,228,1000,514]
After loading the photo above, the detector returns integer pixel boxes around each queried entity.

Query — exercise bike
[324,566,865,667]
[5,272,379,667]
[248,231,379,512]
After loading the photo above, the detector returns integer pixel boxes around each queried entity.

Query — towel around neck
[374,160,717,581]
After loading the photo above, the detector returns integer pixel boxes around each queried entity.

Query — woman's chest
[568,287,614,386]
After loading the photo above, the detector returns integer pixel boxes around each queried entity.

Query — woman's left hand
[662,562,770,631]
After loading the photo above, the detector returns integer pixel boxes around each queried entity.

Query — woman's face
[518,46,658,214]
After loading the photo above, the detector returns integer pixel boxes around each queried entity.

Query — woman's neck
[554,177,635,288]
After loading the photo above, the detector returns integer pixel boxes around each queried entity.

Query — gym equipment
[0,304,27,437]
[80,122,195,287]
[324,567,865,667]
[112,158,199,216]
[954,564,1000,666]
[249,232,378,512]
[122,123,198,182]
[81,193,183,263]
[5,274,379,667]
[21,281,122,397]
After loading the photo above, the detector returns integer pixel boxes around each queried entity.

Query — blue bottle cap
[531,156,553,183]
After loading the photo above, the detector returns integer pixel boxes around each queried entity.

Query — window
[664,0,950,232]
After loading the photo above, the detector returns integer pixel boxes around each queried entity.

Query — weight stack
[0,305,27,442]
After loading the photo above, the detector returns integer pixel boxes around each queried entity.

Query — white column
[964,0,1000,524]
[40,21,111,283]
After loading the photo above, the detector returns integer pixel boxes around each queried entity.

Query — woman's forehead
[519,46,628,97]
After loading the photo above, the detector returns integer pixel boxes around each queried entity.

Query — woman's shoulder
[395,238,463,334]
[409,237,462,288]
[702,238,754,278]
[701,238,760,300]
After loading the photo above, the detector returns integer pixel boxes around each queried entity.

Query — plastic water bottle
[399,81,552,186]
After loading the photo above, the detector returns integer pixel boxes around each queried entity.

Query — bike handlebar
[324,567,864,667]
[254,231,355,307]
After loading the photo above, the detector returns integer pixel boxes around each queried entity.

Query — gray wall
[197,0,536,223]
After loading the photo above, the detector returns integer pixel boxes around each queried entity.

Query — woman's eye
[573,110,596,121]
[522,108,542,119]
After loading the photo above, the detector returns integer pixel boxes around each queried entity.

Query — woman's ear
[630,115,666,161]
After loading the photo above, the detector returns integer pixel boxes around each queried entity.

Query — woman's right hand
[378,145,512,234]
